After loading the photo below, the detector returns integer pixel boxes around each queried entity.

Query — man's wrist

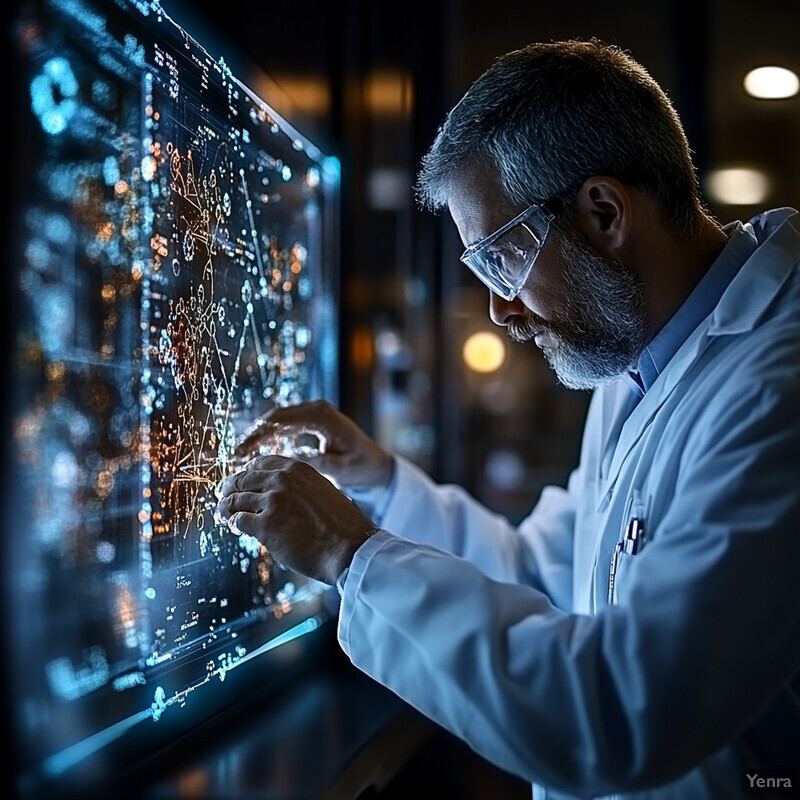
[327,514,378,587]
[335,523,380,595]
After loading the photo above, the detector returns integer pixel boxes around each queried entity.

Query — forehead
[447,164,518,247]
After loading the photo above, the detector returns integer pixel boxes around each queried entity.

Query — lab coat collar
[708,209,799,335]
[597,208,799,505]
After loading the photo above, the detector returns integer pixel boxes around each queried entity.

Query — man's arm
[338,367,800,795]
[376,453,577,609]
[225,399,579,604]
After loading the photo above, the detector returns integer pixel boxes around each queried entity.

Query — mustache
[507,311,553,343]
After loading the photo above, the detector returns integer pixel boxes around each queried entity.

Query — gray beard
[508,224,650,390]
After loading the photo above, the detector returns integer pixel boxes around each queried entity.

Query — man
[216,39,800,799]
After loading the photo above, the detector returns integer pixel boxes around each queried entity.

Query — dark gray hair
[416,39,707,238]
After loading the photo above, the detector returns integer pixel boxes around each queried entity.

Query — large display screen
[8,1,340,795]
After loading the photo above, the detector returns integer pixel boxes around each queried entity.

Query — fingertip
[228,513,243,536]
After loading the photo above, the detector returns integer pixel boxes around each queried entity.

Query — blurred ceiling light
[743,66,799,99]
[462,331,506,373]
[368,168,409,210]
[361,70,413,116]
[705,167,770,205]
[375,329,403,358]
[253,74,330,115]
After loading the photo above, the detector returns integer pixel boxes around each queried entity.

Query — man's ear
[574,176,632,253]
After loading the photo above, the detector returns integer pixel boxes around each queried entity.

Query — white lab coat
[338,209,800,799]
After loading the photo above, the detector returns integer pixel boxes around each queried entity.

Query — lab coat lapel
[596,210,800,511]
[595,326,712,512]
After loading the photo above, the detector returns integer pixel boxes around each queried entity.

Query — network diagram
[12,0,339,785]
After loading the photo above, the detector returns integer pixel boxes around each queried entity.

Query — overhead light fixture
[705,167,770,205]
[743,66,799,99]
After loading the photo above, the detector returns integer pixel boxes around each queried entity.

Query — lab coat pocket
[608,548,635,606]
[607,494,650,606]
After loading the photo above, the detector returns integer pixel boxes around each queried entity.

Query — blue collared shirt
[624,219,759,398]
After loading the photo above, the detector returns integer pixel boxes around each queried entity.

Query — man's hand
[215,454,379,586]
[235,399,394,491]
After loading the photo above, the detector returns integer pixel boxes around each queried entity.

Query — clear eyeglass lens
[488,224,539,281]
[467,223,541,297]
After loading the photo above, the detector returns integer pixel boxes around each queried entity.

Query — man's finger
[234,428,288,458]
[217,467,260,498]
[216,468,245,498]
[235,402,331,456]
[215,457,289,499]
[216,490,270,519]
[226,511,259,537]
[219,467,289,497]
[259,399,330,427]
[241,453,296,473]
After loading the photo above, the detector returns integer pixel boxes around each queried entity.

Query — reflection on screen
[9,0,339,794]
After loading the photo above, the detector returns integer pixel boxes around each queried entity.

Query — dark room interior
[7,1,800,798]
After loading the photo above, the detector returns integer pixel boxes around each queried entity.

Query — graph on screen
[9,0,339,794]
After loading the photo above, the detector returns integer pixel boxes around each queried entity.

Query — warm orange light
[462,331,506,373]
[252,75,330,116]
[362,70,413,116]
[350,327,374,371]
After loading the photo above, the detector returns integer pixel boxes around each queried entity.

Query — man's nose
[489,292,526,326]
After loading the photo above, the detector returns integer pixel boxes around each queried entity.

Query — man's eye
[488,242,524,260]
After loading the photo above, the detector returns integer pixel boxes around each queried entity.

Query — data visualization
[9,0,339,793]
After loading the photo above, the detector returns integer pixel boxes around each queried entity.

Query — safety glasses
[459,202,555,300]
